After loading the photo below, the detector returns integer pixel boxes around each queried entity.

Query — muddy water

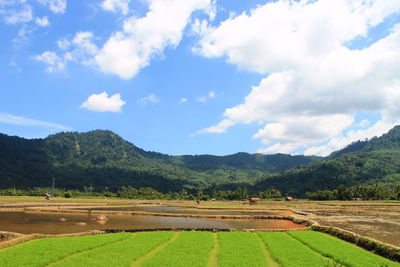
[312,211,400,247]
[73,206,281,216]
[0,212,305,235]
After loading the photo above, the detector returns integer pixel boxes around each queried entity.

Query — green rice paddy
[0,231,398,267]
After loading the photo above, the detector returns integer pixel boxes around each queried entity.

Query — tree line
[305,184,400,200]
[0,186,282,201]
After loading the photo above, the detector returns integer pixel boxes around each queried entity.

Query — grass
[288,231,400,267]
[217,232,267,267]
[49,231,174,267]
[0,233,131,267]
[141,231,214,267]
[257,232,330,267]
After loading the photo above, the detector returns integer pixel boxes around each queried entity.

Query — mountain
[253,126,400,196]
[329,125,400,158]
[0,130,318,192]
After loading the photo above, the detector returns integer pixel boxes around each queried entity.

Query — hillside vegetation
[2,125,400,196]
[0,130,317,192]
[253,126,400,196]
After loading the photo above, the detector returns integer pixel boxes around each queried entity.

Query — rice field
[0,231,398,267]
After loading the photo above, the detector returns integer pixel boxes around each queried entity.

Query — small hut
[285,196,293,201]
[248,198,260,205]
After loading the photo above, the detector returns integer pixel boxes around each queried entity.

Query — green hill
[253,126,400,196]
[0,130,318,192]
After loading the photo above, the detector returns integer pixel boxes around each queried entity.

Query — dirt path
[131,232,180,267]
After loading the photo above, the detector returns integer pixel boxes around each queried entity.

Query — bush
[64,192,72,198]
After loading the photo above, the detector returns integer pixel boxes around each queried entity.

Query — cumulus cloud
[179,98,188,103]
[35,31,98,71]
[4,4,33,24]
[195,0,400,155]
[37,0,67,14]
[138,94,160,105]
[101,0,130,15]
[80,92,125,112]
[0,113,71,131]
[57,38,70,50]
[34,51,65,72]
[304,120,399,156]
[95,0,215,79]
[35,16,49,27]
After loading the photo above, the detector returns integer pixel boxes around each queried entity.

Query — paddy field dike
[0,230,398,267]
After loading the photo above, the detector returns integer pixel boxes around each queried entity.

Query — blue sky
[1,0,400,156]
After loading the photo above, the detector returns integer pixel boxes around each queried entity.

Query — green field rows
[0,231,398,267]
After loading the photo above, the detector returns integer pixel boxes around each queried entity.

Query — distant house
[249,198,260,205]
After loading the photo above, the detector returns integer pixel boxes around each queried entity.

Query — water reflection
[0,211,304,235]
[73,206,281,216]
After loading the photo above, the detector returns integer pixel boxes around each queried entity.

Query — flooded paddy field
[0,211,305,234]
[291,201,400,247]
[1,197,399,248]
[69,205,287,216]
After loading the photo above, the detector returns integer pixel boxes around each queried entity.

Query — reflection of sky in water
[0,211,304,235]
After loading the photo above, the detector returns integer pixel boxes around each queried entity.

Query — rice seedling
[257,232,330,267]
[288,231,400,267]
[217,232,267,267]
[0,233,131,267]
[49,231,174,267]
[140,231,214,267]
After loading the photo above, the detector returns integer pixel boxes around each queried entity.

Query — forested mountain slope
[0,130,318,192]
[253,126,400,196]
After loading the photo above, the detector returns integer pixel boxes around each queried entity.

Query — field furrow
[288,231,400,267]
[140,231,214,267]
[257,232,330,267]
[254,232,280,267]
[131,232,179,266]
[0,233,131,267]
[1,230,399,267]
[48,231,174,267]
[207,233,219,267]
[217,232,267,267]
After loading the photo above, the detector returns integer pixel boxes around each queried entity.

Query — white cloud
[304,120,399,156]
[359,119,370,128]
[101,0,130,15]
[80,92,125,112]
[35,16,49,27]
[36,31,98,71]
[68,31,98,65]
[196,90,216,103]
[4,4,33,24]
[138,94,160,105]
[196,96,207,103]
[95,0,215,79]
[179,98,188,103]
[195,0,400,155]
[37,0,67,14]
[198,119,235,134]
[57,38,70,50]
[34,51,65,72]
[0,113,71,131]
